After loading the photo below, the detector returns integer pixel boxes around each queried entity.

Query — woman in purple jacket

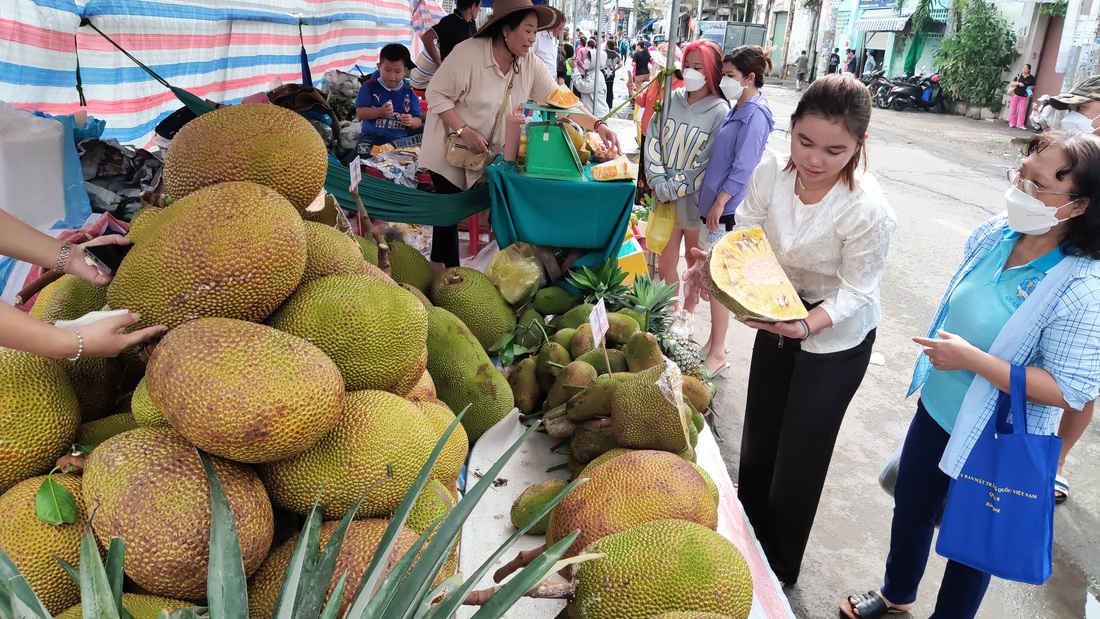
[697,45,776,374]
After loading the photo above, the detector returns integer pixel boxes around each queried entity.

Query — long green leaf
[423,478,585,619]
[380,420,544,619]
[270,498,325,619]
[80,520,121,619]
[293,485,377,618]
[161,608,205,619]
[198,452,248,619]
[468,531,580,618]
[344,517,443,619]
[317,572,348,619]
[53,557,79,589]
[105,539,125,613]
[7,574,51,619]
[0,544,25,614]
[350,407,468,616]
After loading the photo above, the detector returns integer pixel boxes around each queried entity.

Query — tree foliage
[935,0,1016,111]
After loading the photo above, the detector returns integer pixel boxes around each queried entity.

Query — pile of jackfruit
[0,102,755,619]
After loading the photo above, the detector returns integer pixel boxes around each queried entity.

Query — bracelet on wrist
[799,319,811,339]
[593,119,607,132]
[68,329,84,362]
[53,241,73,274]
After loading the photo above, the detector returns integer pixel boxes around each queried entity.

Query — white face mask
[1005,184,1075,235]
[1061,110,1100,134]
[720,76,746,101]
[682,68,707,92]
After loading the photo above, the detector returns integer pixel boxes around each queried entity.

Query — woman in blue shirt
[841,130,1100,618]
[696,45,775,374]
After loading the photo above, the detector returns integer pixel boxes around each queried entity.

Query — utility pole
[779,0,796,79]
[805,0,822,81]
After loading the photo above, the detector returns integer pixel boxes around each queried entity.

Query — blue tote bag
[935,365,1062,585]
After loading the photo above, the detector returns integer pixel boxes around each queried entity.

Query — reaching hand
[681,247,710,306]
[66,235,131,286]
[461,127,490,154]
[75,311,167,358]
[912,330,978,372]
[596,124,622,155]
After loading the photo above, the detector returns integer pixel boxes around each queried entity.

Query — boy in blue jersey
[355,43,423,156]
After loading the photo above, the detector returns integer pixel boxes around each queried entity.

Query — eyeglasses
[1008,168,1080,199]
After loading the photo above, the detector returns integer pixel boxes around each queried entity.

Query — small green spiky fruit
[510,478,568,534]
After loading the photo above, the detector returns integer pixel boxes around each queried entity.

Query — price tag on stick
[349,156,362,191]
[589,299,613,372]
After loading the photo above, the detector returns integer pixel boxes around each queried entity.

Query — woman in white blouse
[686,74,896,584]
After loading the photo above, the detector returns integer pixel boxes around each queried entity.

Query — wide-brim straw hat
[474,0,561,37]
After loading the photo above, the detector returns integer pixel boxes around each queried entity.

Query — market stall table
[485,158,634,271]
[458,410,797,619]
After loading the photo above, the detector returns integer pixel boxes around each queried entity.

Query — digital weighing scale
[521,103,585,181]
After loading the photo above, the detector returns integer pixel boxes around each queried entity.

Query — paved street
[669,82,1100,618]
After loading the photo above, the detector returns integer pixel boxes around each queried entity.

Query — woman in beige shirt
[421,0,621,267]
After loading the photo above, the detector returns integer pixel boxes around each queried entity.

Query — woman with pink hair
[646,38,729,336]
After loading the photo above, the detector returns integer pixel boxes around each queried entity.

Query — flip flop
[839,591,909,619]
[1055,475,1069,505]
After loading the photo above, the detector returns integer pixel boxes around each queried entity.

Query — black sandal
[839,591,908,618]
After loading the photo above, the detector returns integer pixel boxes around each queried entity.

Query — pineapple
[660,332,704,379]
[564,258,631,311]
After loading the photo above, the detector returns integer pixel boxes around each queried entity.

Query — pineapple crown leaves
[625,275,679,334]
[0,412,589,619]
[563,258,630,311]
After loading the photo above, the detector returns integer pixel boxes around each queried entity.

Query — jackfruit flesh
[705,226,808,322]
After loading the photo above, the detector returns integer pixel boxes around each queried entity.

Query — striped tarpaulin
[1,0,442,146]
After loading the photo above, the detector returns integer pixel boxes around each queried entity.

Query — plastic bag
[486,242,542,304]
[646,200,676,255]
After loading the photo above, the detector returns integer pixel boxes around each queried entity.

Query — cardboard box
[618,228,649,285]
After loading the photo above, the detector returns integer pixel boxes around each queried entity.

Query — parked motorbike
[859,70,894,107]
[884,73,946,112]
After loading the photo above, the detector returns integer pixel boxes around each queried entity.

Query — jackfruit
[0,348,79,492]
[261,390,437,519]
[547,450,717,557]
[0,474,87,613]
[511,478,567,534]
[405,369,437,402]
[28,274,106,323]
[545,360,598,409]
[430,267,517,351]
[55,594,189,619]
[616,308,646,330]
[533,286,576,315]
[691,463,720,511]
[560,303,594,329]
[565,374,624,422]
[247,519,421,619]
[425,307,514,443]
[75,412,139,448]
[363,259,395,282]
[147,317,344,463]
[302,221,368,283]
[405,479,460,578]
[705,226,808,322]
[163,103,327,211]
[267,274,427,392]
[82,428,273,600]
[126,205,164,243]
[508,357,542,415]
[682,375,713,414]
[606,312,640,346]
[570,419,617,463]
[623,331,665,373]
[415,399,469,484]
[401,283,433,309]
[543,408,577,438]
[570,323,596,358]
[575,348,628,375]
[550,327,576,351]
[130,378,169,428]
[610,363,691,453]
[389,241,434,293]
[578,447,633,476]
[356,236,379,264]
[568,519,752,619]
[107,181,307,332]
[64,355,122,421]
[537,342,572,392]
[389,347,428,397]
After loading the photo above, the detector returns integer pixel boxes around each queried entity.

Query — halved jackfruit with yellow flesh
[705,226,808,322]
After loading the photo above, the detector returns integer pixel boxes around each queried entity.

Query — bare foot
[703,351,728,375]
